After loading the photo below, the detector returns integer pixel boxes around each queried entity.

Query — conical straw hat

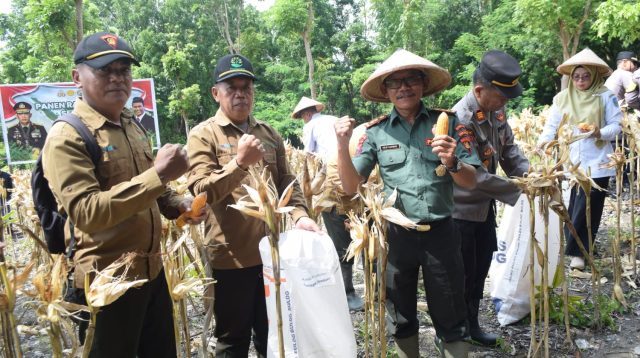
[556,48,612,77]
[291,97,325,118]
[360,49,451,103]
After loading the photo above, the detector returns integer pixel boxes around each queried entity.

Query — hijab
[553,65,608,128]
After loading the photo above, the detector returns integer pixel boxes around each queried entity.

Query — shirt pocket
[262,148,279,180]
[378,148,408,187]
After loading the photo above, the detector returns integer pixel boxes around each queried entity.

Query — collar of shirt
[74,98,133,129]
[388,101,429,125]
[310,112,322,121]
[213,108,257,132]
[464,91,506,128]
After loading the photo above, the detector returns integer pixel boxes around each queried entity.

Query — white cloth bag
[259,229,357,358]
[489,194,561,326]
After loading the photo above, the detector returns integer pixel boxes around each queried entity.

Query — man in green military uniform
[335,49,480,358]
[8,101,48,150]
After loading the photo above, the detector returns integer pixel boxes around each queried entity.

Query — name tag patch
[380,144,400,151]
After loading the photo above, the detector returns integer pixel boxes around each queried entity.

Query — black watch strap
[446,156,462,173]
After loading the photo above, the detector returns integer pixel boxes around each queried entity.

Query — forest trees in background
[1,0,640,149]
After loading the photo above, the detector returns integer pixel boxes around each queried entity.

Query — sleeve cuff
[144,168,167,196]
[290,207,309,225]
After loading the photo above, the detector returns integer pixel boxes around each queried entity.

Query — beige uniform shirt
[187,109,308,269]
[42,99,183,287]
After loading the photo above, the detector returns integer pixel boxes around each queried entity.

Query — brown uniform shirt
[42,99,183,287]
[187,109,308,269]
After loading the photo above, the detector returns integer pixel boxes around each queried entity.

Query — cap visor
[217,72,257,83]
[495,83,523,99]
[81,53,140,69]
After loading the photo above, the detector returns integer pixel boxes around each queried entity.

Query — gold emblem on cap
[101,34,119,49]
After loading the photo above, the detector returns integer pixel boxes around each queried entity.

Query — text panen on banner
[0,79,160,165]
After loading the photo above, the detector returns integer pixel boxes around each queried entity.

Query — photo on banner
[0,78,160,165]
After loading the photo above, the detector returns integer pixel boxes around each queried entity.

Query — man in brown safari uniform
[42,32,205,357]
[186,54,320,357]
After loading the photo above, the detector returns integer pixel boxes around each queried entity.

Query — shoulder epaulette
[365,114,389,128]
[431,108,455,114]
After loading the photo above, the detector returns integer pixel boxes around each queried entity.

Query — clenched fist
[334,116,356,148]
[236,134,265,169]
[155,143,189,184]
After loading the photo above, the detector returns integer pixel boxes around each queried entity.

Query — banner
[1,79,160,164]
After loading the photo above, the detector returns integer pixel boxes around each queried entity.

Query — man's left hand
[431,135,457,168]
[178,198,208,225]
[295,216,322,232]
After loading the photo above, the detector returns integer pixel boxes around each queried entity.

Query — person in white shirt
[292,96,364,312]
[292,97,339,161]
[539,48,622,270]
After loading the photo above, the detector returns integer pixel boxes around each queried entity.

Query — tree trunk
[557,0,591,90]
[75,0,83,46]
[303,1,316,99]
[213,0,240,54]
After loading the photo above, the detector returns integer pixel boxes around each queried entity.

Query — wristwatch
[446,156,462,173]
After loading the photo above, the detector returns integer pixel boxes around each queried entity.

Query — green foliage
[594,0,640,47]
[0,0,636,151]
[546,291,625,329]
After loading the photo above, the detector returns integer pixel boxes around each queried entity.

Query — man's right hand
[155,143,189,184]
[334,116,355,148]
[236,134,265,169]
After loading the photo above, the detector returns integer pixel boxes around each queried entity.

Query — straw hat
[291,97,325,118]
[556,48,612,77]
[360,49,451,103]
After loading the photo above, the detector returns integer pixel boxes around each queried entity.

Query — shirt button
[414,155,418,159]
[389,159,393,162]
[417,175,422,179]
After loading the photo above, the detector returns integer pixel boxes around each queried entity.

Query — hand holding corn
[431,112,456,176]
[176,192,208,228]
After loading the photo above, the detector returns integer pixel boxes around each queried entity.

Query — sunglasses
[383,75,425,89]
[571,73,591,82]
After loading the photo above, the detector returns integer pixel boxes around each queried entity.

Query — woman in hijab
[539,48,622,270]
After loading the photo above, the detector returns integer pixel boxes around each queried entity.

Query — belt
[416,216,450,228]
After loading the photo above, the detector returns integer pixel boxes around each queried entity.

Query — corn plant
[162,227,214,358]
[23,256,84,358]
[82,253,148,357]
[0,260,34,358]
[601,140,628,308]
[229,167,298,358]
[513,116,596,357]
[345,184,428,358]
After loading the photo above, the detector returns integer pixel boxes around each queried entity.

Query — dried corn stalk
[162,228,214,358]
[345,184,428,357]
[0,260,34,358]
[23,256,84,358]
[82,253,148,357]
[229,167,298,358]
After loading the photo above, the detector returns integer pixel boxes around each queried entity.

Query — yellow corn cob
[434,112,449,177]
[434,112,449,136]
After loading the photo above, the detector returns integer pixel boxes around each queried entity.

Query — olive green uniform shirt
[352,103,481,223]
[42,99,184,288]
[187,109,308,269]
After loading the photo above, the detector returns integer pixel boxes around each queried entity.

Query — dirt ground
[8,193,640,358]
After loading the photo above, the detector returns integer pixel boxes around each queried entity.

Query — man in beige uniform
[187,54,320,357]
[42,32,205,358]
